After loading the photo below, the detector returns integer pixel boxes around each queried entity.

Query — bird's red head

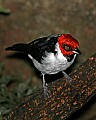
[58,34,81,55]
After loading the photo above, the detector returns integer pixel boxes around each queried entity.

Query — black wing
[5,34,61,63]
[27,34,61,62]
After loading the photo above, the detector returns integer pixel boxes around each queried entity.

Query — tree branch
[4,53,96,120]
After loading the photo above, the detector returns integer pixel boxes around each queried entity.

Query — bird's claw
[62,71,71,82]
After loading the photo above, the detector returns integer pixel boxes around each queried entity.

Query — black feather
[5,34,61,63]
[5,43,28,53]
[27,34,61,62]
[65,54,75,62]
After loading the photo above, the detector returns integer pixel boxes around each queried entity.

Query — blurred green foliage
[0,63,39,118]
[0,0,11,14]
[0,7,11,14]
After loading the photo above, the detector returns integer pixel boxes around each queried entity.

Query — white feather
[28,43,76,75]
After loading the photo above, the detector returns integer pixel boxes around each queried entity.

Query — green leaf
[0,7,11,14]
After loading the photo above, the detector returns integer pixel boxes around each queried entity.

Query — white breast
[28,43,76,75]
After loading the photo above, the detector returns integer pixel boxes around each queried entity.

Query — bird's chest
[41,53,75,74]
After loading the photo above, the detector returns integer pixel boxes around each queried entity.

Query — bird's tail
[5,43,28,53]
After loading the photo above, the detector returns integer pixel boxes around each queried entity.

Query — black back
[27,34,61,63]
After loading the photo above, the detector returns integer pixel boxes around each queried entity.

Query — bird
[5,34,81,97]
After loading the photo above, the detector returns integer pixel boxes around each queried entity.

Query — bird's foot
[42,73,49,98]
[62,71,71,82]
[43,83,49,98]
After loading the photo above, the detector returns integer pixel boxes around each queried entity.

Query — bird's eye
[62,44,72,51]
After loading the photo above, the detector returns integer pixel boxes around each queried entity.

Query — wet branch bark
[4,53,96,120]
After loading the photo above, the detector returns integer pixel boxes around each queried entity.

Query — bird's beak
[73,48,81,54]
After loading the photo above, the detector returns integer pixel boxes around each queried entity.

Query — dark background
[0,0,96,119]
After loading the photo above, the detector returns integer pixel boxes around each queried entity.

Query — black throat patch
[65,54,75,62]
